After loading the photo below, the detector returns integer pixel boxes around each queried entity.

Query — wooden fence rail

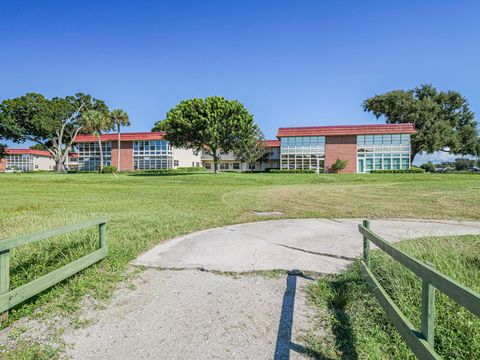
[359,220,480,360]
[0,216,108,317]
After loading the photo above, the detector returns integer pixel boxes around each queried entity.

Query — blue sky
[1,1,478,163]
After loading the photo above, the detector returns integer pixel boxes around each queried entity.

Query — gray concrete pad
[64,269,316,360]
[133,219,480,274]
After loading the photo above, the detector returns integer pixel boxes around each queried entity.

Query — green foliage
[363,84,480,161]
[152,96,258,173]
[101,165,117,173]
[174,166,206,172]
[332,158,348,173]
[370,168,425,174]
[421,162,436,173]
[232,126,271,170]
[110,109,130,132]
[0,92,109,171]
[29,143,48,150]
[268,169,317,173]
[307,235,480,359]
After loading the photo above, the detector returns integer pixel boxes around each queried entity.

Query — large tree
[0,93,108,172]
[232,126,271,171]
[152,96,258,173]
[80,110,113,173]
[363,84,480,162]
[110,109,130,171]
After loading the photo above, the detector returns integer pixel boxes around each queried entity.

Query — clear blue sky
[1,0,478,161]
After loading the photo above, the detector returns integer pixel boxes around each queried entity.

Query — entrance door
[358,158,364,173]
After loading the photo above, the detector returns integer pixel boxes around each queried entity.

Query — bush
[175,166,206,173]
[332,158,348,173]
[102,166,117,173]
[420,162,436,173]
[370,167,425,174]
[268,169,317,174]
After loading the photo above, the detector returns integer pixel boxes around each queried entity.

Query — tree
[29,143,48,150]
[0,93,108,172]
[233,126,271,171]
[110,109,130,171]
[152,96,257,173]
[80,110,113,173]
[363,84,480,162]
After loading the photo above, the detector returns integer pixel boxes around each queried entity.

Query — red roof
[264,140,280,147]
[276,123,416,137]
[74,132,166,142]
[5,149,51,157]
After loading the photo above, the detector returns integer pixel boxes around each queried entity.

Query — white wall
[34,156,55,171]
[172,148,202,168]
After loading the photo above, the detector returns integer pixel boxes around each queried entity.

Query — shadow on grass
[326,278,360,360]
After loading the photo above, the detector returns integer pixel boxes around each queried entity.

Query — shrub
[370,167,425,174]
[175,166,206,173]
[332,158,348,173]
[102,166,117,173]
[268,169,317,174]
[420,162,436,173]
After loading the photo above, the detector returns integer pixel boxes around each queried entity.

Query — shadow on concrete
[274,271,359,360]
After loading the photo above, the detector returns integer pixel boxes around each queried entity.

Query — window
[133,140,173,170]
[196,162,200,167]
[357,134,411,173]
[35,165,39,169]
[6,154,34,172]
[204,162,211,170]
[78,142,112,171]
[220,163,230,170]
[233,163,240,170]
[174,160,179,167]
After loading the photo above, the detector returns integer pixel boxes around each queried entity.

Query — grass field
[0,172,479,358]
[307,234,480,359]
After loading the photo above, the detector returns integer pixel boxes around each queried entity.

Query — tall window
[7,154,33,171]
[357,134,411,172]
[133,140,172,170]
[280,136,325,172]
[78,142,112,171]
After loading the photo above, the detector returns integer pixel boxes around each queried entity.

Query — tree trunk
[97,137,104,173]
[117,126,121,171]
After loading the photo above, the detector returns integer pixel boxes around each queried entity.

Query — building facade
[0,149,55,172]
[200,140,281,171]
[73,132,201,171]
[276,124,415,173]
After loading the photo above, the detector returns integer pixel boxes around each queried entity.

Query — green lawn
[307,234,480,359]
[0,172,479,357]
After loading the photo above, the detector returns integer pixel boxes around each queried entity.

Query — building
[0,149,55,172]
[201,140,281,171]
[277,123,415,173]
[73,132,201,171]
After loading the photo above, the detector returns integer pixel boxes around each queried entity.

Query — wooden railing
[359,220,480,360]
[0,216,108,317]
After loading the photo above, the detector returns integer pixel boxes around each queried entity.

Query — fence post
[363,220,370,267]
[0,250,10,323]
[421,262,436,347]
[99,222,106,249]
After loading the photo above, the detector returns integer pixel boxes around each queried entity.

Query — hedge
[370,168,425,174]
[268,169,317,174]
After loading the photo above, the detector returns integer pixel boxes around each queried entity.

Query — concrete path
[133,219,480,274]
[64,269,316,360]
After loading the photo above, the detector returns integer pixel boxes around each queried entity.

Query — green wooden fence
[359,220,480,360]
[0,216,108,316]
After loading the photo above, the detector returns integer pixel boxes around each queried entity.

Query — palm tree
[110,109,130,171]
[81,110,112,173]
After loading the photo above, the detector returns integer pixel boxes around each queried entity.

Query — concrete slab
[132,219,480,274]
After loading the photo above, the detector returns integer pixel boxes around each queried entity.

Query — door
[358,158,364,173]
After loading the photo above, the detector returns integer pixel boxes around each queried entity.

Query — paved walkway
[63,219,480,359]
[133,219,480,273]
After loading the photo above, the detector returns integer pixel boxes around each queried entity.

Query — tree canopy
[152,96,258,173]
[363,84,480,161]
[232,125,271,171]
[0,92,108,171]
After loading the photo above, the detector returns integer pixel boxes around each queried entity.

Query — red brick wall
[0,157,6,172]
[325,135,357,173]
[111,140,134,171]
